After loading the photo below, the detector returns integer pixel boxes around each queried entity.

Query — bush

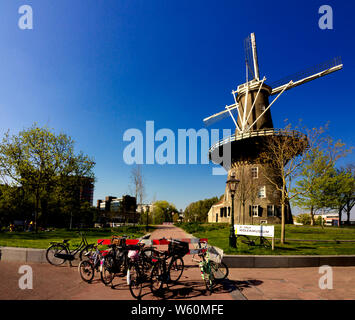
[295,214,324,226]
[176,222,230,234]
[295,213,311,225]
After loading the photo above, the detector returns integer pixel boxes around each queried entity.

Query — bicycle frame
[86,240,105,270]
[193,241,215,292]
[63,232,89,255]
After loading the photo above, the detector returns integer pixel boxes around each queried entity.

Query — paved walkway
[0,224,355,300]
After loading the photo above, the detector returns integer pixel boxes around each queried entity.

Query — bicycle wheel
[78,260,94,283]
[79,244,95,261]
[46,243,69,266]
[128,263,143,300]
[100,257,114,285]
[200,261,213,295]
[150,260,164,296]
[236,235,252,249]
[168,256,184,283]
[255,237,272,249]
[210,261,229,280]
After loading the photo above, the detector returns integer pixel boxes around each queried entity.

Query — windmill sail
[202,34,343,132]
[203,104,239,127]
[244,35,255,81]
[244,33,260,81]
[270,56,343,95]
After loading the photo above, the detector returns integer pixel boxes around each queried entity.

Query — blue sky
[0,0,354,214]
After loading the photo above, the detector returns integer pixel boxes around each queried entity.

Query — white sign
[235,224,274,238]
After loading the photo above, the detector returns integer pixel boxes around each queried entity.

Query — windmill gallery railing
[209,128,307,153]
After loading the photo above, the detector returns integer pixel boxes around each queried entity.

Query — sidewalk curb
[222,254,355,268]
[0,246,47,264]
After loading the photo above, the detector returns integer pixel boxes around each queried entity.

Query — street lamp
[226,172,239,248]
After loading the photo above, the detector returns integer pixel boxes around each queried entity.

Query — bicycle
[126,246,160,300]
[100,235,156,287]
[236,234,271,249]
[46,232,95,266]
[149,238,189,297]
[78,240,106,283]
[192,240,229,281]
[192,241,228,295]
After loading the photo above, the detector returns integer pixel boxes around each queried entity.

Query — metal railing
[209,128,306,153]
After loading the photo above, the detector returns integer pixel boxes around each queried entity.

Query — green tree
[0,184,34,228]
[292,136,351,225]
[0,124,95,231]
[295,213,311,225]
[184,197,219,222]
[342,165,355,225]
[151,200,177,224]
[259,122,342,243]
[323,167,355,227]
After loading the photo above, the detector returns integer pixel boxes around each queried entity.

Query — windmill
[205,33,343,225]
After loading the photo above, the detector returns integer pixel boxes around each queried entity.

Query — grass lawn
[177,222,355,255]
[0,225,155,250]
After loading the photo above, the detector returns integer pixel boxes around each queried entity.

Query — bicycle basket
[168,240,189,257]
[207,246,223,264]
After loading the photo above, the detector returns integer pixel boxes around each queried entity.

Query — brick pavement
[0,224,354,300]
[229,266,355,300]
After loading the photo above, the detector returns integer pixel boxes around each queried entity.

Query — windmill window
[260,105,266,112]
[252,205,259,217]
[258,186,266,198]
[251,167,258,178]
[267,205,275,216]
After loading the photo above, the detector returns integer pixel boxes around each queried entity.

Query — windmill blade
[244,33,260,81]
[270,57,343,95]
[203,104,239,127]
[244,34,255,81]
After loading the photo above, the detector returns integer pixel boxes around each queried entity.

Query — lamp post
[227,172,239,248]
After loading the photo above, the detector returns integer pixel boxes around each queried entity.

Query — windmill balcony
[209,128,306,153]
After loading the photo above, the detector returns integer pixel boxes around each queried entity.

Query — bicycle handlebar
[157,237,180,243]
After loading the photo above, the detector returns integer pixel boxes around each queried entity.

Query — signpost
[234,224,275,250]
